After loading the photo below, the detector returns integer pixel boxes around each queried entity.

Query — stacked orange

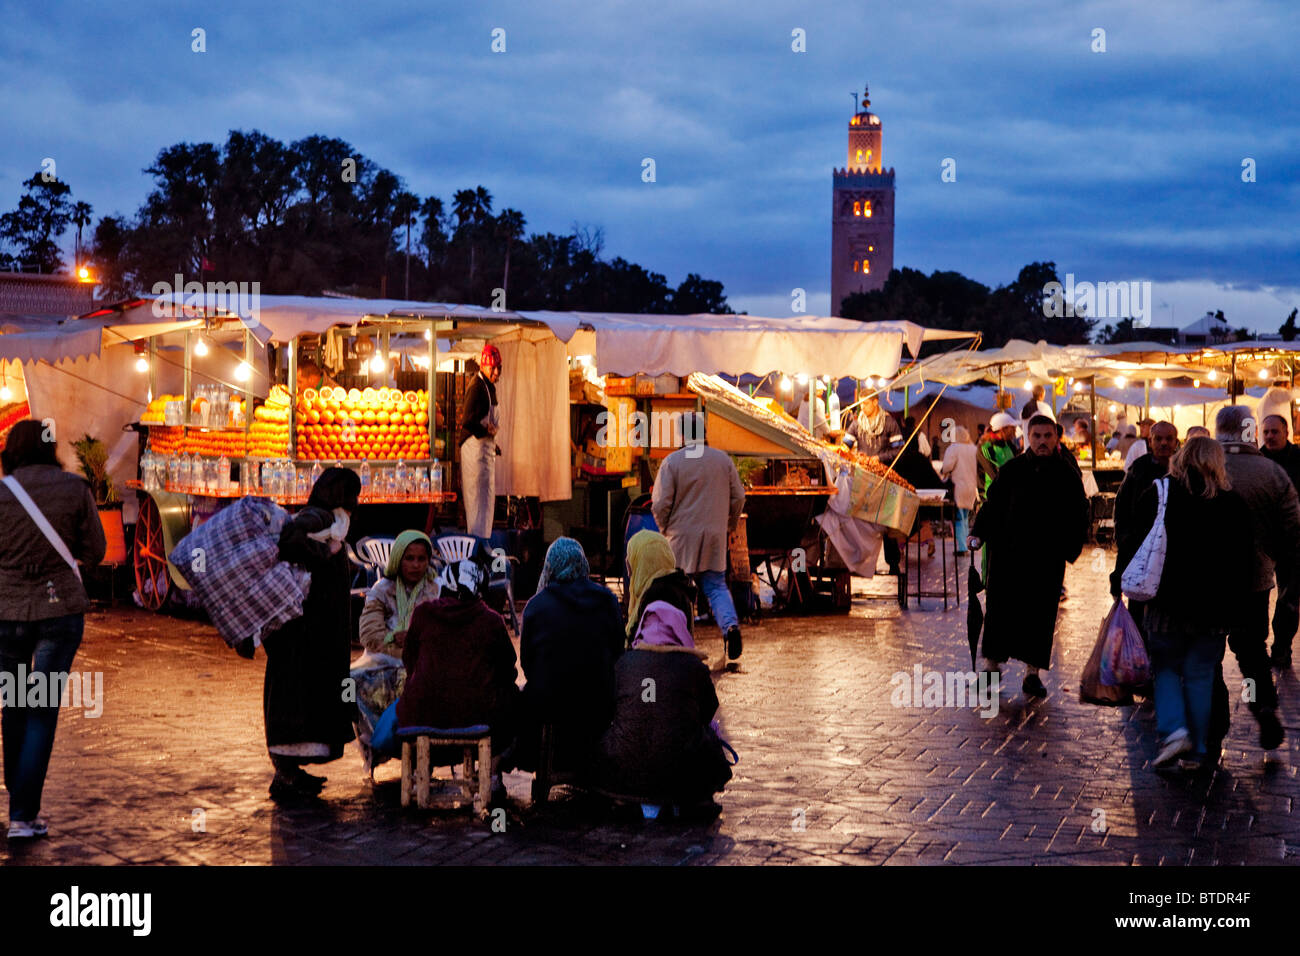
[182,429,246,458]
[248,387,291,458]
[149,426,185,455]
[141,394,185,424]
[295,386,432,461]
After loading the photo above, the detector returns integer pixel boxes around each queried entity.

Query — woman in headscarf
[513,537,624,775]
[595,601,731,808]
[399,553,519,803]
[263,467,361,804]
[352,530,441,773]
[625,529,696,646]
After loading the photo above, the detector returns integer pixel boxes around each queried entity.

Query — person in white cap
[978,412,1019,498]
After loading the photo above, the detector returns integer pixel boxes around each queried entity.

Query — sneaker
[725,626,743,661]
[1258,710,1285,751]
[6,818,48,839]
[1154,728,1192,766]
[1022,673,1047,698]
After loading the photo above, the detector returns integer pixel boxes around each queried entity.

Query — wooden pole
[1089,376,1098,465]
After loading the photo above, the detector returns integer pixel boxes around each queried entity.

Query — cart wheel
[133,495,171,611]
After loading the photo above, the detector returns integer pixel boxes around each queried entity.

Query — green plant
[72,434,120,506]
[732,456,767,488]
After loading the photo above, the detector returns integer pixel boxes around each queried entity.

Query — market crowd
[962,397,1296,772]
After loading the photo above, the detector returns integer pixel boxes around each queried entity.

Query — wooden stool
[398,725,492,817]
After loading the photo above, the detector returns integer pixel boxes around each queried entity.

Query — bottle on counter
[430,458,443,496]
[217,454,231,494]
[359,460,371,501]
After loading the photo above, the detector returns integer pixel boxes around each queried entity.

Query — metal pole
[1144,379,1150,420]
[148,336,157,403]
[1089,376,1098,465]
[287,345,298,459]
[183,330,192,408]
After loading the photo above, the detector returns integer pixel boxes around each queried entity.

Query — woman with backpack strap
[0,420,107,839]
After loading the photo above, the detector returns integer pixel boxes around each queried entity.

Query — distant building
[831,84,895,316]
[1178,311,1234,345]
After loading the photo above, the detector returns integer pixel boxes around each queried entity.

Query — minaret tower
[831,84,895,314]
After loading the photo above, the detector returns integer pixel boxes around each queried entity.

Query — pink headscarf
[632,600,695,650]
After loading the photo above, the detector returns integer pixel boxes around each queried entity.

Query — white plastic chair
[353,536,396,588]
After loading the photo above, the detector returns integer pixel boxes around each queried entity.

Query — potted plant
[72,434,126,564]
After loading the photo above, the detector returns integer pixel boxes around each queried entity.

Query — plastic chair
[436,534,519,634]
[354,536,395,583]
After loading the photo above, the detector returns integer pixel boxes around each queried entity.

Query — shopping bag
[1121,478,1169,601]
[1099,598,1152,689]
[1079,600,1135,706]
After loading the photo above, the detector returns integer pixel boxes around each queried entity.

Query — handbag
[1121,477,1168,602]
[1,475,81,581]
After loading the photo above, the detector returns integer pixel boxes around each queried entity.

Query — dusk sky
[2,0,1296,331]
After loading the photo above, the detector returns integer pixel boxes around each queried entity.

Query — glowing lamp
[779,376,792,393]
[234,362,251,382]
[193,338,209,357]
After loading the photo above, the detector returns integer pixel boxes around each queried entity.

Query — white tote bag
[1121,477,1168,602]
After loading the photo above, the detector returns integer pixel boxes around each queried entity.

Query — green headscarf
[386,530,436,636]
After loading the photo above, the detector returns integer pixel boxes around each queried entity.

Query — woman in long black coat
[263,467,360,803]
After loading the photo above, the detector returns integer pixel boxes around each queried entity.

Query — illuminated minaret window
[831,83,895,314]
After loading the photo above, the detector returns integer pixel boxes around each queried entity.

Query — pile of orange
[296,386,432,461]
[181,429,246,458]
[248,387,291,458]
[148,426,185,455]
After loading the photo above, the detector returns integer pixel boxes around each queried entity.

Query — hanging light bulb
[1193,379,1201,388]
[1208,369,1219,382]
[1108,404,1117,414]
[1153,378,1165,390]
[135,354,149,373]
[1258,367,1270,380]
[795,373,808,386]
[234,362,251,382]
[1072,382,1083,393]
[779,376,792,394]
[1114,376,1127,388]
[193,338,209,357]
[370,353,386,373]
[820,375,830,384]
[423,329,432,341]
[1023,379,1032,390]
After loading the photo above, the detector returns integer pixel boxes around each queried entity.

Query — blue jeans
[694,570,739,635]
[0,614,85,821]
[954,508,970,552]
[1147,618,1225,757]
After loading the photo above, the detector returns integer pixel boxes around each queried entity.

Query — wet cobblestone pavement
[3,545,1297,866]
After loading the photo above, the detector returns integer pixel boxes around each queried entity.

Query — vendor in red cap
[460,343,503,540]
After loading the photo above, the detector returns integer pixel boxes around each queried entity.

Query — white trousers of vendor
[460,352,502,540]
[651,440,746,636]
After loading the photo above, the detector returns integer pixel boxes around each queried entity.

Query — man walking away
[652,413,746,663]
[1211,406,1298,752]
[1261,414,1300,668]
[968,416,1090,698]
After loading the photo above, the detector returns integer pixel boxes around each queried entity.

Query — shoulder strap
[1,474,82,581]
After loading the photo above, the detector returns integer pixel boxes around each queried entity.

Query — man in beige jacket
[652,413,746,661]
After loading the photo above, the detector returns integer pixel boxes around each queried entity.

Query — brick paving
[2,545,1298,866]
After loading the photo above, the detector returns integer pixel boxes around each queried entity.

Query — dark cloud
[1,0,1295,326]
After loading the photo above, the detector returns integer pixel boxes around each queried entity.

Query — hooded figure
[398,556,518,759]
[625,529,696,643]
[264,467,361,803]
[595,601,731,803]
[514,537,624,773]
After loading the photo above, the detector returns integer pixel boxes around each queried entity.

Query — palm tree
[71,201,93,272]
[496,208,526,303]
[393,191,419,298]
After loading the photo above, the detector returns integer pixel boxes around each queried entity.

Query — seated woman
[625,530,696,648]
[397,557,518,801]
[352,531,441,773]
[514,538,624,775]
[595,601,731,810]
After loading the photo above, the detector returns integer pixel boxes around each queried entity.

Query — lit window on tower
[856,149,864,164]
[862,260,871,274]
[868,245,874,252]
[853,201,861,216]
[852,260,859,273]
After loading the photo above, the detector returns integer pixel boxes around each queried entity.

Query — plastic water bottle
[395,459,408,500]
[431,458,442,496]
[217,454,230,493]
[309,461,323,492]
[359,460,371,500]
